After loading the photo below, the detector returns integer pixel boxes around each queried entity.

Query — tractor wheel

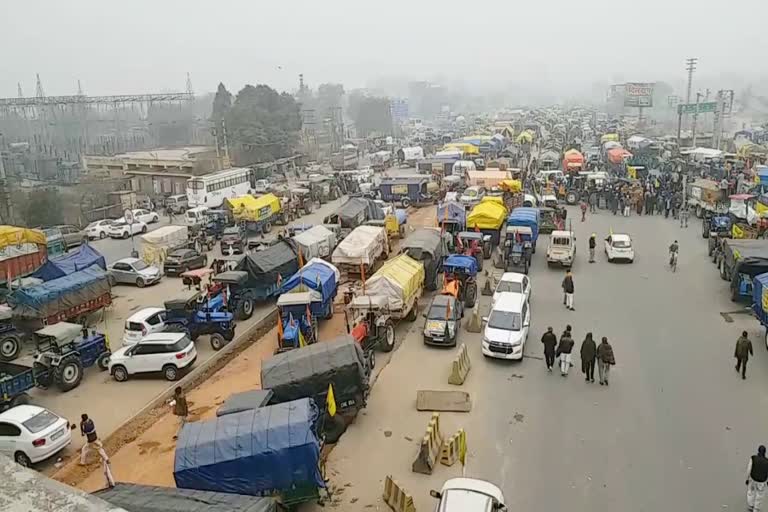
[311,317,319,344]
[0,335,21,362]
[54,356,83,392]
[402,197,412,208]
[323,414,347,444]
[476,254,483,271]
[10,393,31,408]
[325,302,334,319]
[406,301,418,322]
[380,320,396,352]
[237,299,254,320]
[210,333,228,351]
[96,352,110,371]
[482,241,492,260]
[33,362,52,388]
[263,221,273,234]
[465,282,477,309]
[368,350,376,370]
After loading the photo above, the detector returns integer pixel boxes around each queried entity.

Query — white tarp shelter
[293,225,337,259]
[332,225,386,266]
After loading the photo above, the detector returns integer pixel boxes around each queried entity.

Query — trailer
[331,225,389,275]
[362,254,424,321]
[687,178,726,218]
[0,226,48,290]
[719,239,768,302]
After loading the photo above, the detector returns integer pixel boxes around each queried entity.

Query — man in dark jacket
[597,337,616,385]
[556,326,575,376]
[541,327,557,372]
[580,332,597,383]
[735,331,754,380]
[562,270,575,310]
[79,413,108,465]
[747,445,768,510]
[588,234,596,263]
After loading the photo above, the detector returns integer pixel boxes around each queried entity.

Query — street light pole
[691,92,702,148]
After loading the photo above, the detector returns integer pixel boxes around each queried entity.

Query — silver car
[108,257,162,288]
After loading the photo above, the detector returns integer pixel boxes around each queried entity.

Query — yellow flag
[298,329,306,348]
[458,429,467,466]
[327,383,337,417]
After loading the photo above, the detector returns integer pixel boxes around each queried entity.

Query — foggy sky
[2,0,767,99]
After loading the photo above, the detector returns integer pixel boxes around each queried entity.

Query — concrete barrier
[382,475,417,512]
[481,271,493,296]
[440,428,467,467]
[448,343,471,385]
[465,302,482,333]
[412,412,443,475]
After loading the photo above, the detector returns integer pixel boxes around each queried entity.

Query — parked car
[430,477,507,512]
[109,332,197,382]
[493,272,531,306]
[220,226,246,255]
[123,307,168,346]
[108,257,162,288]
[163,248,208,276]
[460,186,486,210]
[605,233,635,263]
[0,405,72,467]
[54,225,87,248]
[481,292,530,360]
[108,220,148,239]
[132,209,160,224]
[422,294,463,347]
[85,219,114,240]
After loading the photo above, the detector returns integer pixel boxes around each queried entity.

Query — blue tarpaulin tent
[33,244,106,282]
[174,398,324,496]
[437,201,466,226]
[443,254,478,275]
[8,266,110,319]
[507,208,540,241]
[280,260,337,303]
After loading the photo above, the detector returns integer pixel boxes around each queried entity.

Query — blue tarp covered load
[32,244,106,282]
[443,254,478,275]
[437,201,466,226]
[753,273,768,324]
[507,208,540,240]
[7,266,110,320]
[280,259,339,303]
[174,398,324,496]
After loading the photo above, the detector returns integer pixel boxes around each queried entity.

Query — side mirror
[493,503,507,511]
[482,316,489,323]
[429,490,442,500]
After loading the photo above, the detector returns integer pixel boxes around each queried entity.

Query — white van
[165,194,188,214]
[546,230,576,267]
[185,206,209,226]
[481,292,530,360]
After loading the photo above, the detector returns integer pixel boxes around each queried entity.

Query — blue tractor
[163,293,235,351]
[442,254,479,308]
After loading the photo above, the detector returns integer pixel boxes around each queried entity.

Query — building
[83,146,229,197]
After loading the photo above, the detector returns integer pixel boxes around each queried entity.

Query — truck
[331,225,389,275]
[546,230,576,268]
[0,227,48,292]
[140,225,189,266]
[752,273,768,350]
[370,150,392,171]
[687,178,725,218]
[330,145,359,170]
[324,197,385,237]
[506,207,540,253]
[225,193,286,233]
[718,239,768,302]
[362,253,424,321]
[400,228,450,291]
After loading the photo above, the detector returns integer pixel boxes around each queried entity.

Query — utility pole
[220,119,230,164]
[684,57,698,135]
[691,92,702,147]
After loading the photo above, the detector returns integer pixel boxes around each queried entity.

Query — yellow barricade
[411,413,443,475]
[448,344,471,385]
[382,475,416,512]
[440,428,467,467]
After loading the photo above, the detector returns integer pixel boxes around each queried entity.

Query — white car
[493,272,531,306]
[460,186,486,209]
[605,233,635,263]
[131,209,160,224]
[546,230,576,268]
[482,292,530,360]
[108,219,148,239]
[522,193,538,207]
[123,307,168,346]
[430,477,507,511]
[85,219,114,240]
[109,332,197,382]
[0,405,72,467]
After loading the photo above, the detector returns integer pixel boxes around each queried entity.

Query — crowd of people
[540,325,616,384]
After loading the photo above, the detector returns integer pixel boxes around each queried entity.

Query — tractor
[276,291,319,353]
[442,254,479,308]
[163,292,235,351]
[456,231,486,270]
[346,294,396,371]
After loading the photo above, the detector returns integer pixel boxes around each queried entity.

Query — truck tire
[566,192,578,205]
[324,301,334,319]
[406,301,418,322]
[702,220,709,238]
[237,299,254,320]
[263,221,273,234]
[10,393,31,408]
[380,320,396,352]
[401,197,411,208]
[54,356,83,392]
[719,261,727,281]
[475,254,483,271]
[482,241,492,260]
[731,285,739,302]
[0,335,21,362]
[33,362,52,387]
[765,330,768,351]
[323,414,347,444]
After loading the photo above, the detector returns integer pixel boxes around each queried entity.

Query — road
[319,206,763,511]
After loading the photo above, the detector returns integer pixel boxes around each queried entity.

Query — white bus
[186,167,252,208]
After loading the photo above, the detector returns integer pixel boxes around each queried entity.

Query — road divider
[466,302,482,333]
[481,271,493,296]
[448,343,471,385]
[440,428,467,467]
[412,412,443,475]
[383,475,417,512]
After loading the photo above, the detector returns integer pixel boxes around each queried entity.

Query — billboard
[624,82,655,107]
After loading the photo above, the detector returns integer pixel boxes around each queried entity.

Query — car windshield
[132,261,149,271]
[223,228,240,236]
[552,237,570,246]
[613,239,631,248]
[488,310,522,331]
[466,189,478,197]
[23,410,59,433]
[112,221,127,227]
[427,302,456,320]
[169,250,186,257]
[497,281,523,294]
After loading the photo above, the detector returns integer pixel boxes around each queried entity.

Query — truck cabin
[505,226,534,245]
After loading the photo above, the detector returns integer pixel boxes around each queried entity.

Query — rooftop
[114,146,214,161]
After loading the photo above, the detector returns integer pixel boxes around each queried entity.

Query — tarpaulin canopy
[603,141,622,150]
[507,208,540,240]
[0,226,46,248]
[293,225,336,260]
[608,148,633,164]
[8,266,110,320]
[401,228,444,259]
[240,240,298,277]
[32,244,106,282]
[364,254,424,310]
[331,225,387,266]
[226,194,281,222]
[280,258,339,303]
[499,179,522,193]
[261,337,367,409]
[141,225,189,265]
[174,398,323,496]
[336,198,384,229]
[467,201,507,230]
[443,142,479,155]
[601,133,619,143]
[466,170,511,188]
[94,483,277,512]
[516,130,534,143]
[753,273,768,321]
[436,201,466,225]
[443,254,478,275]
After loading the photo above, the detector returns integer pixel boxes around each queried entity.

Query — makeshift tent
[238,240,298,282]
[293,225,336,260]
[607,148,633,164]
[141,225,188,265]
[467,201,507,230]
[436,201,466,225]
[280,258,339,303]
[0,226,46,248]
[466,170,511,188]
[8,266,110,320]
[331,225,387,266]
[400,228,445,260]
[335,198,384,229]
[174,398,323,496]
[226,194,281,222]
[94,483,277,512]
[364,254,424,311]
[33,244,106,281]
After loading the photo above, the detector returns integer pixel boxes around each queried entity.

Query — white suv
[0,405,72,467]
[430,477,507,511]
[109,332,196,382]
[123,307,168,346]
[482,292,530,360]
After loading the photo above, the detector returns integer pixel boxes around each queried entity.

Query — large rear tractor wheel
[0,335,21,362]
[210,333,228,351]
[465,282,477,309]
[54,356,83,392]
[380,320,396,352]
[237,299,254,320]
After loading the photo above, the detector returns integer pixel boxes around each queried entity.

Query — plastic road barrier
[412,413,443,475]
[448,344,471,385]
[382,475,417,512]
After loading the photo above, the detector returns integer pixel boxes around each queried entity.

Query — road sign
[123,208,134,224]
[677,102,717,115]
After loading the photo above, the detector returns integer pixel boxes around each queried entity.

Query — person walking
[597,337,615,385]
[580,332,597,383]
[79,413,108,465]
[623,194,631,217]
[588,234,596,263]
[541,327,557,372]
[556,326,575,377]
[562,269,575,311]
[680,205,689,228]
[580,199,587,222]
[747,445,768,511]
[172,386,189,440]
[589,190,597,213]
[735,331,754,380]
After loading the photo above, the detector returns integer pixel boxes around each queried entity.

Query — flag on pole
[298,246,305,268]
[458,428,467,466]
[327,383,337,417]
[277,314,284,341]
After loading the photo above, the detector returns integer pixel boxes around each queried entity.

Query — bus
[186,167,252,208]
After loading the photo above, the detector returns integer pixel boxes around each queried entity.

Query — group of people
[540,325,616,384]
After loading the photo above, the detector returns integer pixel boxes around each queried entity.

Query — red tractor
[345,294,396,371]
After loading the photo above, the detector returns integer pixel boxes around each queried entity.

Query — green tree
[316,83,345,114]
[22,189,63,228]
[211,83,232,121]
[348,93,392,137]
[225,84,301,164]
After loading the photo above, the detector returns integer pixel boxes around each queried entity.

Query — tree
[211,83,232,122]
[22,189,63,228]
[347,93,392,137]
[224,84,301,164]
[316,83,345,114]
